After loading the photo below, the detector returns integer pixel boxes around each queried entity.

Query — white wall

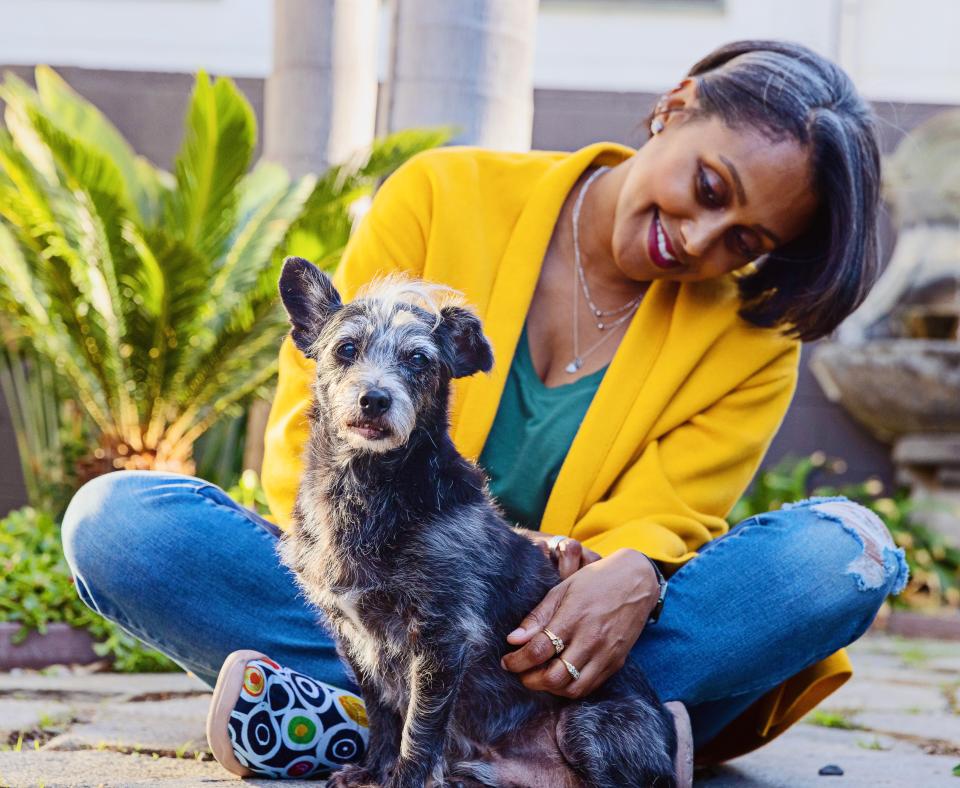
[0,0,272,77]
[1,0,957,105]
[840,0,960,105]
[534,0,839,92]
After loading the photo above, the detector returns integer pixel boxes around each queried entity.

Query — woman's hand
[501,548,661,698]
[521,532,602,580]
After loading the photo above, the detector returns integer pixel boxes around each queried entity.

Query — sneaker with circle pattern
[227,657,369,778]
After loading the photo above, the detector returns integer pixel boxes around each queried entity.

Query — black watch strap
[641,553,667,625]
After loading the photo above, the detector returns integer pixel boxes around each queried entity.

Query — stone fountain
[812,109,960,545]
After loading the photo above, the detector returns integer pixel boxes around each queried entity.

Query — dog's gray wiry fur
[277,256,677,788]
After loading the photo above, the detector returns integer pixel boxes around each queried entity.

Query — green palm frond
[163,72,256,263]
[203,165,316,345]
[0,65,443,494]
[357,126,452,179]
[34,65,167,225]
[28,108,140,441]
[0,130,115,429]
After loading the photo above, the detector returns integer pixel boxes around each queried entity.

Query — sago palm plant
[0,66,445,491]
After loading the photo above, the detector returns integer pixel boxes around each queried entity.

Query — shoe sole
[206,648,269,777]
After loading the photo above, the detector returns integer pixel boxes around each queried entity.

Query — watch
[640,553,668,625]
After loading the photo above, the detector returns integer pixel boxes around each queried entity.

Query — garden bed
[0,622,98,670]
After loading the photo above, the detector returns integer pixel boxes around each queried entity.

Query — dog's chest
[323,581,417,703]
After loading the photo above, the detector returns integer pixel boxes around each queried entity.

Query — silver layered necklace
[566,166,647,374]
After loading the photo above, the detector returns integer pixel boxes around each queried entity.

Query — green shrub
[0,506,180,672]
[735,453,960,610]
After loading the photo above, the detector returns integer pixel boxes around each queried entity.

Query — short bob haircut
[670,40,881,342]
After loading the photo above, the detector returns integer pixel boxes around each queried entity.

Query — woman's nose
[680,215,727,259]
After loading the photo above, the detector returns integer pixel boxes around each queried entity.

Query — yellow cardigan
[261,142,852,764]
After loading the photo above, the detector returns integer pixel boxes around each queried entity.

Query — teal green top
[477,324,607,530]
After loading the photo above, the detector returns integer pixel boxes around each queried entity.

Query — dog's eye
[408,351,429,369]
[336,342,358,362]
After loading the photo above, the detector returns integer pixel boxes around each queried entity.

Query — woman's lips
[647,208,682,270]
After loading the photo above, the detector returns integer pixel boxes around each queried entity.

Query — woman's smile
[648,208,683,270]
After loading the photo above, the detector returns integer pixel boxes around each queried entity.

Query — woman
[61,40,908,784]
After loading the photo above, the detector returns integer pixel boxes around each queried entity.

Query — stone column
[263,0,379,176]
[245,0,380,474]
[382,0,540,150]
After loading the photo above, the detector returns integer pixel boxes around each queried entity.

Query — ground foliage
[0,506,179,672]
[733,453,960,611]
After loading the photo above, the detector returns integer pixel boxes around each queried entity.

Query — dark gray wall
[1,66,948,514]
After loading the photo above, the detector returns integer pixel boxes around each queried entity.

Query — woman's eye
[336,342,358,362]
[408,351,429,369]
[697,164,726,209]
[733,229,761,259]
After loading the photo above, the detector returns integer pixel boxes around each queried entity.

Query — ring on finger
[542,627,564,655]
[559,658,581,681]
[547,534,567,560]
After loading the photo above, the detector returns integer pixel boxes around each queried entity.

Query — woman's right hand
[520,531,602,580]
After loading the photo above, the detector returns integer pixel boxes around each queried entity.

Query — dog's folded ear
[438,305,494,378]
[279,256,343,358]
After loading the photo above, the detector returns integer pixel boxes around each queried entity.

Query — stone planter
[871,608,960,641]
[0,622,99,670]
[810,340,960,443]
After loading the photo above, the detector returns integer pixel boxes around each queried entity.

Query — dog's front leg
[386,649,465,788]
[328,664,403,788]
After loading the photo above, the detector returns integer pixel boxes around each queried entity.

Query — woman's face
[610,105,819,283]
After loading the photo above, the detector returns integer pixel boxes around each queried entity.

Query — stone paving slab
[851,709,960,748]
[1,633,959,786]
[0,700,81,743]
[0,669,209,698]
[0,749,236,787]
[819,677,949,714]
[696,724,960,786]
[43,696,212,758]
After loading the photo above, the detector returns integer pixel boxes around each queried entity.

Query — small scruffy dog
[277,257,676,788]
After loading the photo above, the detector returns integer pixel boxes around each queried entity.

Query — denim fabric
[61,472,908,751]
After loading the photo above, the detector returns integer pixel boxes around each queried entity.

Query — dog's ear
[438,305,494,378]
[279,256,342,358]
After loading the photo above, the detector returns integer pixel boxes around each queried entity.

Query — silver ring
[547,534,567,559]
[560,658,581,681]
[542,627,564,656]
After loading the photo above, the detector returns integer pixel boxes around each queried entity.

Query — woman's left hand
[521,532,603,580]
[500,548,661,698]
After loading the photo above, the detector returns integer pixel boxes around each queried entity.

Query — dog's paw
[327,763,380,788]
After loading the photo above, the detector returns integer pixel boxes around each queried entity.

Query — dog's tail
[557,690,678,788]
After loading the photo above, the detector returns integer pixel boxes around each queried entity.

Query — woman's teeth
[656,217,677,263]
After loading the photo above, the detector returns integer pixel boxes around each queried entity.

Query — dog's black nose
[359,388,391,417]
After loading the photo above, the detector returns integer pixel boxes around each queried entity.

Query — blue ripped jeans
[60,471,908,751]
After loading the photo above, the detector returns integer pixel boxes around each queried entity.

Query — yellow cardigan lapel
[542,280,677,537]
[448,139,675,539]
[451,142,635,461]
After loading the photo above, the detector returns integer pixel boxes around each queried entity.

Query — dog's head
[279,256,493,453]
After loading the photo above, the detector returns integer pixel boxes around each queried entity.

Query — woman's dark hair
[678,40,881,342]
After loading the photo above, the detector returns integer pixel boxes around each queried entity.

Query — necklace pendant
[597,321,605,330]
[565,358,583,374]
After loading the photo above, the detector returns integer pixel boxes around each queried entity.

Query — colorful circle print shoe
[206,649,369,779]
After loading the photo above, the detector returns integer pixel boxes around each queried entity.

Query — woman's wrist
[612,548,667,624]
